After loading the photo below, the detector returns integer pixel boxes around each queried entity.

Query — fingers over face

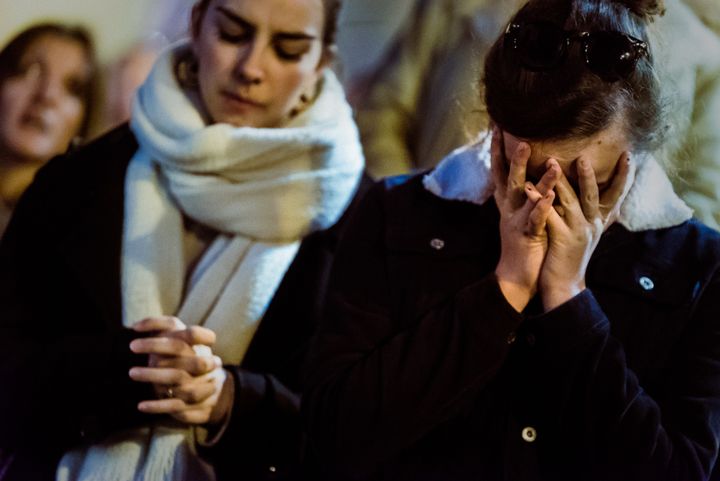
[599,151,635,218]
[577,158,600,221]
[552,165,584,226]
[527,190,555,236]
[535,159,560,197]
[491,127,509,198]
[507,141,531,208]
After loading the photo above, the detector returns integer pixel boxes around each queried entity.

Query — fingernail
[138,402,149,412]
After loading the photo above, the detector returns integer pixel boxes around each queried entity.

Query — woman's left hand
[128,316,234,425]
[539,153,635,311]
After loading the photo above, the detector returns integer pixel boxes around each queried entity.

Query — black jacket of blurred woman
[303,0,720,480]
[0,0,367,480]
[0,23,97,238]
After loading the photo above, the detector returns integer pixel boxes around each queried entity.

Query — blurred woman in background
[0,23,96,236]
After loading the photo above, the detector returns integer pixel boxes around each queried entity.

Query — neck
[0,152,45,208]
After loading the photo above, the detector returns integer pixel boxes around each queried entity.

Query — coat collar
[423,132,693,232]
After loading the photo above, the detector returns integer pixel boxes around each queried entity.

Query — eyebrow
[216,6,317,42]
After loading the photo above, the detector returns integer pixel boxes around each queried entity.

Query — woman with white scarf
[0,1,364,480]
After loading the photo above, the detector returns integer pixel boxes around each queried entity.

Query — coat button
[506,331,517,345]
[521,426,537,443]
[526,333,536,346]
[430,238,445,250]
[639,276,654,291]
[269,466,277,473]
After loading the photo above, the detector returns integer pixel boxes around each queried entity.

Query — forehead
[22,35,89,71]
[210,0,324,34]
[522,119,629,164]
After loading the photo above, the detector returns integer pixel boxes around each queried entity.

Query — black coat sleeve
[199,367,304,480]
[0,152,153,457]
[523,281,720,481]
[302,182,524,477]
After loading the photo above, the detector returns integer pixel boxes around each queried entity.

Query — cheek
[195,36,231,87]
[588,153,622,185]
[272,67,309,105]
[0,81,30,120]
[56,97,85,139]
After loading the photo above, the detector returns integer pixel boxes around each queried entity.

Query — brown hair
[193,0,341,48]
[483,0,665,152]
[0,23,97,138]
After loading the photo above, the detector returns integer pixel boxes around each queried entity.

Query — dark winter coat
[304,174,720,481]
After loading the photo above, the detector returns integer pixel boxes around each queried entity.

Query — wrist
[495,275,534,313]
[541,283,585,312]
[208,369,234,425]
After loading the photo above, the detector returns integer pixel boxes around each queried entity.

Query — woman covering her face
[0,0,365,480]
[304,0,720,480]
[0,23,96,237]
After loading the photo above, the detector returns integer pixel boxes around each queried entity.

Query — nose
[234,40,265,85]
[32,69,62,106]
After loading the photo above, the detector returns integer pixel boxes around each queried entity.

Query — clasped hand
[492,128,635,312]
[128,316,231,425]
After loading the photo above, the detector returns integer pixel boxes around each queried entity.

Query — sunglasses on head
[503,21,649,82]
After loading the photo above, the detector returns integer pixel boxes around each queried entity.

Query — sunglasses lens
[585,31,639,81]
[515,23,567,70]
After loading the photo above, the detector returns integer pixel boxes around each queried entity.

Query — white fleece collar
[423,132,693,231]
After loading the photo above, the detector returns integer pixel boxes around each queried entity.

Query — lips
[221,90,265,109]
[19,110,51,133]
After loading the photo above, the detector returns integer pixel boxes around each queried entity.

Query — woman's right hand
[492,128,559,312]
[539,153,634,311]
[128,316,232,425]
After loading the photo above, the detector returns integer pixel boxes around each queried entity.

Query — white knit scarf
[423,132,693,231]
[57,41,363,481]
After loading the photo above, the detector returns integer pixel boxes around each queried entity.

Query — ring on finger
[161,386,175,399]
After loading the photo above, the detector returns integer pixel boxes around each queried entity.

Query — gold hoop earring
[176,52,199,89]
[289,94,309,118]
[289,85,318,119]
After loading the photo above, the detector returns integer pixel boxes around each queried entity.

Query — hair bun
[612,0,666,18]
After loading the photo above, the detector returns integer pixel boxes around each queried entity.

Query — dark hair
[0,23,97,138]
[483,0,665,152]
[193,0,341,47]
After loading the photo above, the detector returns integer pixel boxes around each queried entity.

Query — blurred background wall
[0,0,156,65]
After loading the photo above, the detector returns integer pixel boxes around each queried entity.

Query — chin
[11,143,58,164]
